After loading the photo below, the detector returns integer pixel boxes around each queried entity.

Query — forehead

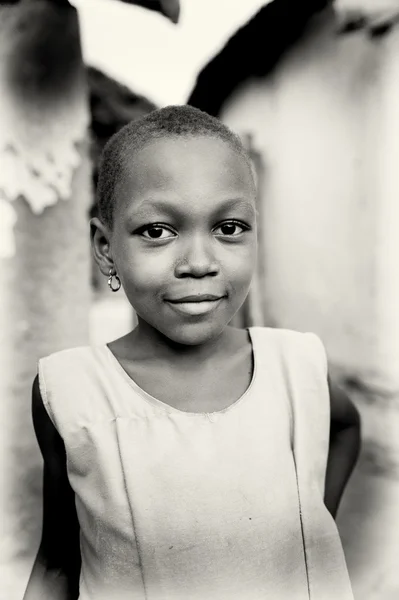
[115,135,255,213]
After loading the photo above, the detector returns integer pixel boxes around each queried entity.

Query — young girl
[24,105,360,600]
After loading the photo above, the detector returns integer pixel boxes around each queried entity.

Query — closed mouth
[165,296,225,317]
[166,295,224,303]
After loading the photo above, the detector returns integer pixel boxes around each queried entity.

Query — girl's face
[93,135,258,346]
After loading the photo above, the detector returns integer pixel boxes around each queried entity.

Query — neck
[128,318,233,367]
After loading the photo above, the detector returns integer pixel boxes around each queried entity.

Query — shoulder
[39,345,96,366]
[250,327,329,392]
[38,346,93,405]
[252,328,358,425]
[250,326,327,362]
[37,345,111,431]
[38,345,104,386]
[250,326,322,343]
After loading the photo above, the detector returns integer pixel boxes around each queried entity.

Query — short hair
[96,105,255,228]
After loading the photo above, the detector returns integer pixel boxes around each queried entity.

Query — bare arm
[324,376,361,519]
[23,376,81,600]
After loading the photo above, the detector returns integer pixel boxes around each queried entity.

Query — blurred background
[1,0,399,598]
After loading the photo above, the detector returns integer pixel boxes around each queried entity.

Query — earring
[107,268,121,292]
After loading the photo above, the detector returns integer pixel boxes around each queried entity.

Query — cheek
[225,242,257,280]
[118,248,171,296]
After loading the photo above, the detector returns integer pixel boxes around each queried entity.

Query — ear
[90,217,115,277]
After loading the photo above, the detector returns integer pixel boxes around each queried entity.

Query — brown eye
[141,226,175,239]
[214,222,246,236]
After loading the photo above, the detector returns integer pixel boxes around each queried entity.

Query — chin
[162,320,228,347]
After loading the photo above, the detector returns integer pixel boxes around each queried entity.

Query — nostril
[174,258,219,279]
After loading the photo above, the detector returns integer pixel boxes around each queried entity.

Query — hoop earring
[107,268,121,292]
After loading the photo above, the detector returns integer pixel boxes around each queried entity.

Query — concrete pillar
[0,2,90,598]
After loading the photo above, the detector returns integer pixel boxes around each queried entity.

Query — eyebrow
[128,197,255,220]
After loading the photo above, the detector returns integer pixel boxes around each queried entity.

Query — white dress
[38,327,354,600]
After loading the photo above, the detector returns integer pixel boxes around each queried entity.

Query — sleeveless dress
[38,327,354,600]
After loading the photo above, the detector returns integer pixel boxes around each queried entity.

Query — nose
[174,235,219,278]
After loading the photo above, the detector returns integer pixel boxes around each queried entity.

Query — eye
[140,225,176,240]
[213,221,248,236]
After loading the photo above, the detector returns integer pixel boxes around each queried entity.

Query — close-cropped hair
[96,104,255,228]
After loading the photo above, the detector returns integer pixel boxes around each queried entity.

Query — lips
[165,295,225,317]
[166,294,224,303]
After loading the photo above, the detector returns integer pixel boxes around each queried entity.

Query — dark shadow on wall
[87,66,157,196]
[187,0,331,116]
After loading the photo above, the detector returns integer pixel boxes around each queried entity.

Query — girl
[24,105,360,600]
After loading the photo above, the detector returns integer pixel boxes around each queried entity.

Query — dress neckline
[102,327,257,418]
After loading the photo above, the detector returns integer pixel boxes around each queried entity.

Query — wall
[222,8,399,393]
[221,7,399,598]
